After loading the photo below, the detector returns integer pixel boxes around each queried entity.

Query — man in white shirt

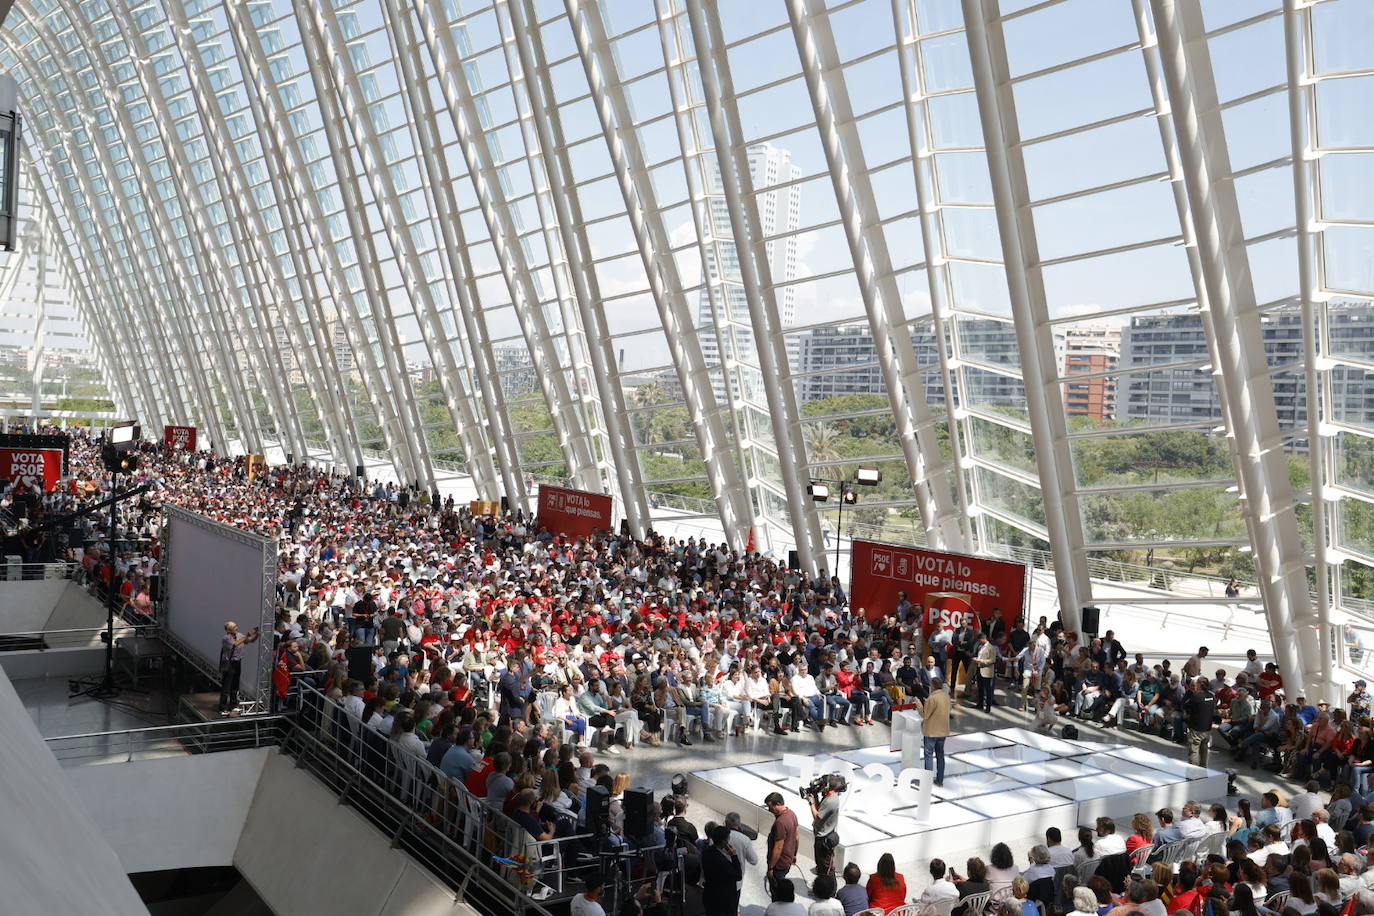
[1314,810,1338,846]
[918,858,961,908]
[570,875,607,916]
[1094,817,1127,855]
[1290,782,1323,822]
[341,681,365,718]
[1046,827,1077,867]
[1177,802,1207,839]
[790,670,826,730]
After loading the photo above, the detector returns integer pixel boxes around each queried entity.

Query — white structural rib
[786,0,967,552]
[503,0,650,536]
[412,0,601,494]
[1283,0,1334,694]
[682,0,827,572]
[306,0,497,496]
[1149,0,1322,697]
[226,3,427,485]
[961,0,1094,632]
[380,0,525,505]
[564,0,757,549]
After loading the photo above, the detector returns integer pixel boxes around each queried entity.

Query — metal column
[1148,0,1321,696]
[961,0,1094,631]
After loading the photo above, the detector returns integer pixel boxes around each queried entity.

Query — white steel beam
[680,0,827,573]
[1148,0,1321,696]
[787,0,966,552]
[564,0,757,548]
[412,0,601,492]
[1283,0,1334,693]
[961,0,1094,631]
[380,0,526,506]
[307,0,497,496]
[503,0,650,537]
[226,2,425,485]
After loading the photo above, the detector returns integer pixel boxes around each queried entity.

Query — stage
[686,726,1226,873]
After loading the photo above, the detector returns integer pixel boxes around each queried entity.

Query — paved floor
[14,673,177,738]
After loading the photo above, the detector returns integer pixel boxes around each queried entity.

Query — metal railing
[291,683,610,912]
[45,702,564,916]
[0,559,77,581]
[0,623,154,651]
[46,716,288,765]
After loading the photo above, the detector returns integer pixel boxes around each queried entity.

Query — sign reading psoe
[848,539,1029,635]
[0,447,63,492]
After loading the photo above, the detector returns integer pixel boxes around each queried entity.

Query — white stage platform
[686,727,1226,873]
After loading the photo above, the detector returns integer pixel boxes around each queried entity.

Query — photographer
[807,774,844,877]
[218,620,260,716]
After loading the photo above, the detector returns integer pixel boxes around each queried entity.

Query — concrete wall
[0,578,81,632]
[234,752,480,916]
[0,664,148,915]
[66,748,268,875]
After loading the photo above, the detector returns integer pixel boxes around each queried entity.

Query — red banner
[849,539,1029,635]
[164,425,197,451]
[537,484,613,539]
[0,447,63,492]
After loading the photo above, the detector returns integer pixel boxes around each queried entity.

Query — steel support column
[962,0,1094,632]
[504,0,650,537]
[564,0,756,548]
[412,0,600,492]
[1148,0,1321,695]
[380,0,525,506]
[1283,0,1334,695]
[787,0,966,552]
[308,0,497,496]
[682,0,826,573]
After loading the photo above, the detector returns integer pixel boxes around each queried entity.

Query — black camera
[800,774,847,800]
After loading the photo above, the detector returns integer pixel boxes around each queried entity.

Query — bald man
[218,621,260,716]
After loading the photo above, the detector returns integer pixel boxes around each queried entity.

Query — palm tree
[804,421,844,481]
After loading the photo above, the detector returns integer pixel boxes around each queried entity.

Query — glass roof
[1,0,1371,695]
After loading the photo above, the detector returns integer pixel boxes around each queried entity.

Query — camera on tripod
[800,773,847,801]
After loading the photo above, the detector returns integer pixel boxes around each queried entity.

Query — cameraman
[808,774,844,876]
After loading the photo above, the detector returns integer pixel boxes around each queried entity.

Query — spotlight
[854,466,882,486]
[842,489,858,505]
[808,482,830,502]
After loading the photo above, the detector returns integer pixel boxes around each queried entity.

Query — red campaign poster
[849,538,1029,635]
[164,425,198,451]
[0,447,64,492]
[537,484,613,539]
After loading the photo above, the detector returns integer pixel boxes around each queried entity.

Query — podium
[890,706,926,770]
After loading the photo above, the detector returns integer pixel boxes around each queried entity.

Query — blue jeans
[803,695,826,722]
[825,695,851,722]
[924,735,946,784]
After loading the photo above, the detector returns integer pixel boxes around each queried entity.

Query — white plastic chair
[960,891,991,916]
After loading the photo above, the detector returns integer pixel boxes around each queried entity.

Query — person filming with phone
[218,620,260,716]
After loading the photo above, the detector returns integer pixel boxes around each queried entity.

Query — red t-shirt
[866,875,908,912]
[466,756,493,797]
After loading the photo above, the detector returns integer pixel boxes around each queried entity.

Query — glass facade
[0,0,1371,692]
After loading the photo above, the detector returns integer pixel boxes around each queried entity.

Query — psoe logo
[870,549,894,578]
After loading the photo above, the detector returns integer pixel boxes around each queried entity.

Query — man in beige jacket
[975,632,999,712]
[920,683,951,786]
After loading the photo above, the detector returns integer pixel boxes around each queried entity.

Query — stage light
[110,421,140,446]
[854,466,881,486]
[808,482,830,501]
[842,489,858,504]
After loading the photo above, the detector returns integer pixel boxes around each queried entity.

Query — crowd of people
[12,427,1374,916]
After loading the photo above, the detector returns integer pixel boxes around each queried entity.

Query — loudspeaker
[623,786,653,839]
[286,453,294,464]
[346,645,374,683]
[148,575,164,601]
[500,495,509,513]
[585,784,610,835]
[355,464,365,480]
[620,519,631,537]
[1080,605,1100,636]
[787,550,800,571]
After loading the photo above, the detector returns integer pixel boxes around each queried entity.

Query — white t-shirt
[570,893,607,916]
[1095,833,1127,855]
[809,900,845,916]
[765,903,808,916]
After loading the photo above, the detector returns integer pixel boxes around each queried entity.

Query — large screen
[163,507,275,703]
